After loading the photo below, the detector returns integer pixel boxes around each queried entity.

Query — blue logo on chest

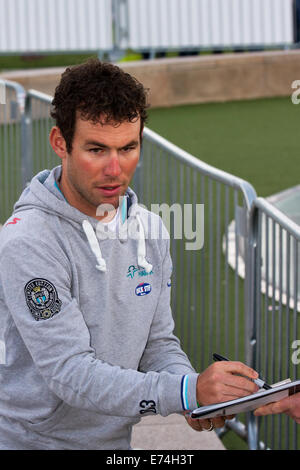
[127,265,153,279]
[135,282,152,296]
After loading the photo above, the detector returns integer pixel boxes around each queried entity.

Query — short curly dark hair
[50,58,149,153]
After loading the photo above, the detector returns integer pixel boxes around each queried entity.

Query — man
[0,59,259,450]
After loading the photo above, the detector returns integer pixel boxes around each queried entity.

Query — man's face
[59,115,141,218]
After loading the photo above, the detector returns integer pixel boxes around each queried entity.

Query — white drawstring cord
[136,214,153,274]
[82,220,107,272]
[82,211,152,274]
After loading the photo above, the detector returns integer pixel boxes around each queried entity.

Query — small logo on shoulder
[135,282,151,296]
[24,278,62,321]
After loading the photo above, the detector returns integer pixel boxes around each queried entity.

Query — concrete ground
[131,414,226,450]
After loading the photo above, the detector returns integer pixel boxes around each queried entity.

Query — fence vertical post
[1,80,29,191]
[245,203,260,450]
[110,0,128,62]
[21,92,33,189]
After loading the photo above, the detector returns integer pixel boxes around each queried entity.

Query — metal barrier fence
[136,128,257,371]
[249,198,300,450]
[135,128,261,447]
[1,79,300,449]
[23,89,61,183]
[0,80,25,223]
[0,85,60,224]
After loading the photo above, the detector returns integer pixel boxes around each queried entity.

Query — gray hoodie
[0,166,198,450]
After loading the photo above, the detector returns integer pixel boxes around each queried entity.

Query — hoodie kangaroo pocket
[25,401,69,433]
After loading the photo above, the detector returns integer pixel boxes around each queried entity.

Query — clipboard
[190,379,300,419]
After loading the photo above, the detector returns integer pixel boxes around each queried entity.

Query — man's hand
[184,411,233,432]
[184,361,259,432]
[254,393,300,424]
[196,361,259,406]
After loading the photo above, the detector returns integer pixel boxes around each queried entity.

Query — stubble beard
[67,167,125,216]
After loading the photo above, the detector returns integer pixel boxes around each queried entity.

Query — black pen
[213,353,272,390]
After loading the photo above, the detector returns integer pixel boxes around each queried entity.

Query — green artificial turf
[147,96,300,199]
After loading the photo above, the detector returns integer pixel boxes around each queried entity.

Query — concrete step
[131,413,226,450]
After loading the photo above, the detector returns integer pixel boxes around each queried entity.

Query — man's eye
[89,148,105,153]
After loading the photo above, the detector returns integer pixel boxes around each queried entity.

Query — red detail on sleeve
[5,218,21,226]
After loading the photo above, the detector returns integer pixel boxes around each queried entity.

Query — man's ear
[49,126,68,160]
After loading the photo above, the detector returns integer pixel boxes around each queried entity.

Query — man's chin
[92,195,122,215]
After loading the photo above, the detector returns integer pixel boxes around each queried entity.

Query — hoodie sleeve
[0,235,197,418]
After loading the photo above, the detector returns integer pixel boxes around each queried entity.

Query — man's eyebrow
[120,140,139,149]
[85,140,139,149]
[85,140,108,148]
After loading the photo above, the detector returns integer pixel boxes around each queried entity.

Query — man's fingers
[221,373,259,394]
[254,403,282,416]
[214,383,257,403]
[210,416,226,428]
[195,417,225,430]
[185,414,227,431]
[208,368,259,400]
[196,361,260,408]
[254,396,291,416]
[216,361,258,380]
[254,394,300,424]
[199,418,214,430]
[226,414,235,420]
[184,414,210,432]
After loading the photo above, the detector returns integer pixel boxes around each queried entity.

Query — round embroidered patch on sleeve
[24,278,62,321]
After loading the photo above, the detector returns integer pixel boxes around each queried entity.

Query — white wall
[125,0,294,50]
[0,0,113,53]
[0,0,295,54]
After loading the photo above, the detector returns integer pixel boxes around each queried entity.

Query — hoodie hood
[14,166,153,274]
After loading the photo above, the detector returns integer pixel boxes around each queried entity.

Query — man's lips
[96,184,122,196]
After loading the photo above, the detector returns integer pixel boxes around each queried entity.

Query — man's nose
[104,152,122,177]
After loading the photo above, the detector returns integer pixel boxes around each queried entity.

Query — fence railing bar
[200,173,206,372]
[179,163,185,342]
[209,178,214,356]
[285,232,291,450]
[192,169,198,369]
[186,165,192,358]
[224,185,229,358]
[256,208,262,375]
[234,190,239,360]
[278,225,283,449]
[270,218,276,448]
[255,198,300,241]
[293,239,298,450]
[216,181,221,350]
